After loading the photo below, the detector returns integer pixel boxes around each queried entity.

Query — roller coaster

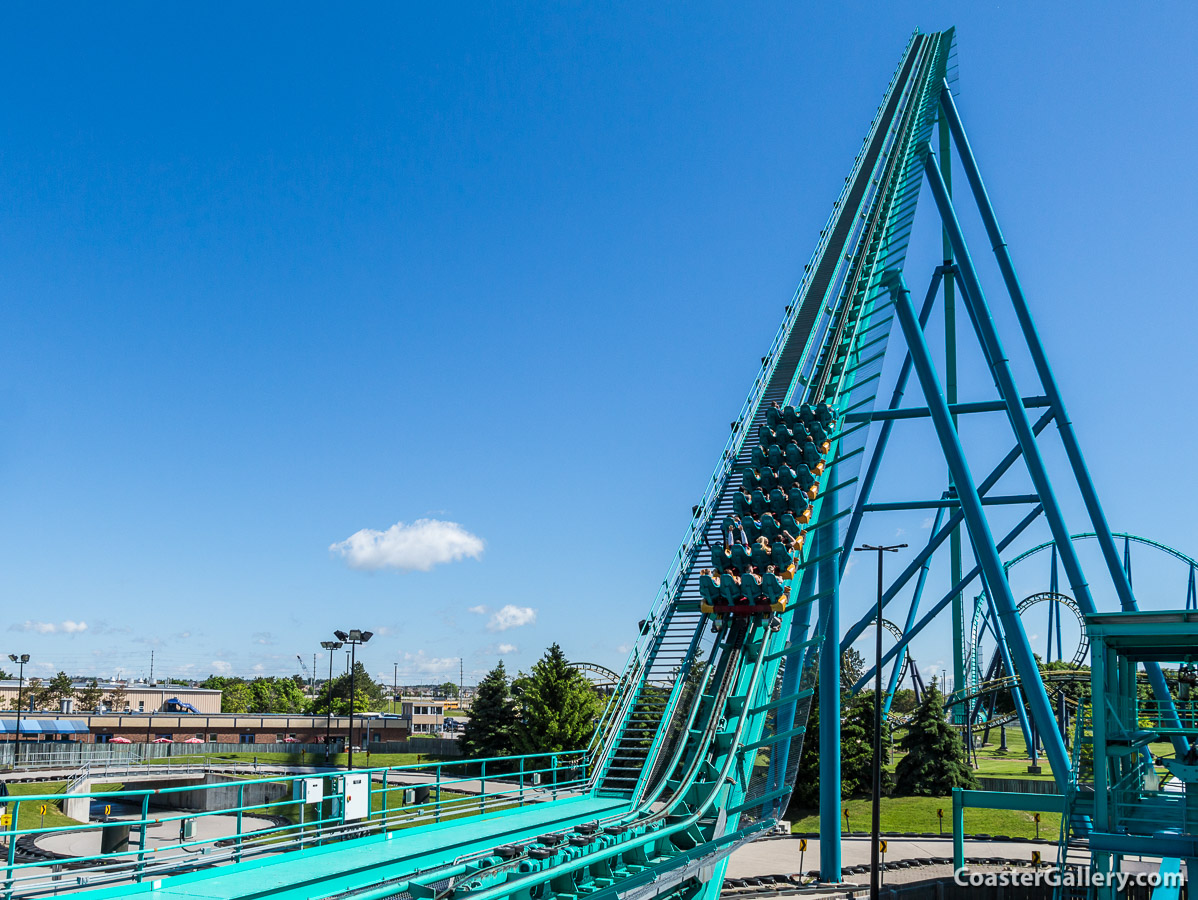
[6,24,1195,900]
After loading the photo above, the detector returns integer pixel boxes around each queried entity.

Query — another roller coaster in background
[5,26,1190,899]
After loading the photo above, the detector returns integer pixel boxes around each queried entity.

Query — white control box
[298,778,323,804]
[342,773,369,821]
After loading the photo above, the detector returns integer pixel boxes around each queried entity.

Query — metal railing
[0,749,589,899]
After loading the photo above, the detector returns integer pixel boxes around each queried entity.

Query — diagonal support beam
[840,268,943,576]
[924,147,1099,626]
[882,504,945,719]
[840,407,1054,651]
[938,83,1187,754]
[855,503,1043,693]
[884,267,1069,782]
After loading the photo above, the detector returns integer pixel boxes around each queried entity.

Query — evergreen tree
[46,671,74,708]
[75,679,105,712]
[512,645,601,756]
[461,662,516,759]
[894,682,977,795]
[840,691,893,797]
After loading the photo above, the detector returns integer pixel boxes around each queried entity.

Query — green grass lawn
[789,795,1060,841]
[6,780,127,828]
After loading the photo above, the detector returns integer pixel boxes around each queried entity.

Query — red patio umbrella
[283,737,298,743]
[183,737,204,743]
[109,737,133,744]
[151,737,173,744]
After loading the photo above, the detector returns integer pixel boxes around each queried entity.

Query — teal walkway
[84,796,629,900]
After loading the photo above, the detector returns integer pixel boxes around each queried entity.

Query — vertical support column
[1090,637,1113,898]
[952,787,965,870]
[818,482,841,882]
[940,107,965,723]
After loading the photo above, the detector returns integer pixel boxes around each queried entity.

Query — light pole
[854,543,906,900]
[393,663,397,716]
[333,630,373,771]
[320,641,342,764]
[8,654,29,767]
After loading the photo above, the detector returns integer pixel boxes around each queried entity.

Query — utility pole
[320,641,343,764]
[149,650,154,685]
[393,663,398,716]
[854,542,907,900]
[459,658,464,706]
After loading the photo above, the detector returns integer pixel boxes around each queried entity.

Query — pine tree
[461,662,516,760]
[512,644,602,756]
[46,671,75,709]
[894,681,977,795]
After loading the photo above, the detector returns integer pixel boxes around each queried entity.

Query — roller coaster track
[81,29,958,900]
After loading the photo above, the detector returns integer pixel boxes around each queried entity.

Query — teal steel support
[937,84,1188,754]
[952,788,964,870]
[886,269,1070,783]
[942,103,966,725]
[5,800,18,900]
[924,149,1098,634]
[883,504,945,718]
[818,484,841,881]
[982,588,1034,753]
[765,558,820,817]
[840,267,943,576]
[854,503,1044,690]
[840,408,1055,652]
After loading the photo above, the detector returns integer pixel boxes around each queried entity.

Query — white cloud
[400,651,458,675]
[8,620,87,635]
[211,660,232,675]
[487,605,536,632]
[496,643,517,654]
[920,517,935,530]
[467,605,488,616]
[330,518,484,572]
[616,644,631,655]
[251,632,274,646]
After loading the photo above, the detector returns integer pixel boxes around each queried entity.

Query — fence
[1,737,462,772]
[0,749,588,899]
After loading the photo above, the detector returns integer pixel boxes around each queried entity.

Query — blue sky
[0,3,1196,689]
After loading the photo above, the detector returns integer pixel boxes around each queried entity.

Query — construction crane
[296,654,314,697]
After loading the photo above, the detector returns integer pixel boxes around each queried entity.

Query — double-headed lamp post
[853,543,906,900]
[333,630,373,771]
[7,654,29,766]
[320,641,343,764]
